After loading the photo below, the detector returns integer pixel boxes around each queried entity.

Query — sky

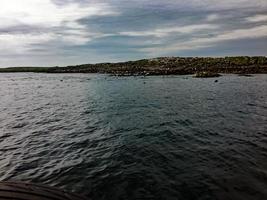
[0,0,267,67]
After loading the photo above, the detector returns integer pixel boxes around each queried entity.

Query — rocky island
[0,56,266,76]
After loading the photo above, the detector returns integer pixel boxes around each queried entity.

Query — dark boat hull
[0,181,88,200]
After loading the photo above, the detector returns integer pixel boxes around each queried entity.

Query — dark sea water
[0,73,267,200]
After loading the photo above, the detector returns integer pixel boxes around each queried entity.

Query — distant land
[0,56,267,76]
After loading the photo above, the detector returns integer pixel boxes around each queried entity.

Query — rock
[194,71,221,78]
[238,74,253,77]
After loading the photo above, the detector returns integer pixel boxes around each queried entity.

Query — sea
[0,73,267,200]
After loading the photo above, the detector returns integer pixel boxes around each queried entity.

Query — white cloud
[129,0,267,11]
[173,0,267,10]
[0,33,56,54]
[119,24,218,37]
[206,14,220,22]
[0,0,118,53]
[1,0,117,28]
[246,14,267,22]
[141,25,267,53]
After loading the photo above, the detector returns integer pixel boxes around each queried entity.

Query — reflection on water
[0,73,267,200]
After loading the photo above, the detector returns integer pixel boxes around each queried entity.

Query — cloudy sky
[1,0,267,67]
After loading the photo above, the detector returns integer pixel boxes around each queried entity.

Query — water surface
[0,73,267,200]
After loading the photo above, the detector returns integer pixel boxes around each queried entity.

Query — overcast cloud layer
[0,0,267,67]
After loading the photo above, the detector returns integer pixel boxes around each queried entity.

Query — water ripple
[0,73,267,199]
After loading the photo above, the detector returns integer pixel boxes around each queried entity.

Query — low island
[0,56,266,76]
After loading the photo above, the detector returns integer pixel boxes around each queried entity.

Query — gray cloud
[0,0,266,67]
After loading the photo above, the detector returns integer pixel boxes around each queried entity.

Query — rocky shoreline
[1,56,267,76]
